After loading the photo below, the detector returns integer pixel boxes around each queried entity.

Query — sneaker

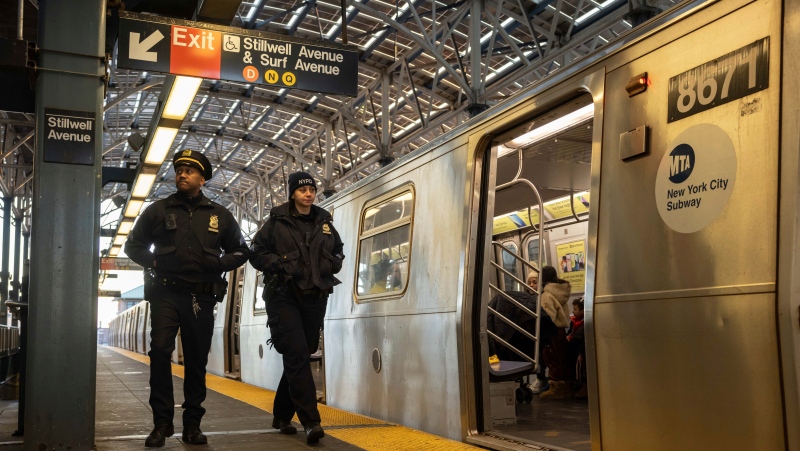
[531,379,545,394]
[271,417,297,434]
[145,423,174,448]
[181,424,208,445]
[304,422,325,444]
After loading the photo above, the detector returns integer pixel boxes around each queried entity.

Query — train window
[355,186,415,301]
[526,238,541,268]
[501,242,521,291]
[254,273,266,314]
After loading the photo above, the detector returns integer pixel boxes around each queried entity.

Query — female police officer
[249,171,344,443]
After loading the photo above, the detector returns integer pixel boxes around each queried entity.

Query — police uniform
[125,150,249,446]
[249,172,344,443]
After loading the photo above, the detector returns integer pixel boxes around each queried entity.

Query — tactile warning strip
[106,347,479,449]
[328,426,481,451]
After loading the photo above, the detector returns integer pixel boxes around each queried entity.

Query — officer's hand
[199,253,221,271]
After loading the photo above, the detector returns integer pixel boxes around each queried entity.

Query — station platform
[0,347,479,450]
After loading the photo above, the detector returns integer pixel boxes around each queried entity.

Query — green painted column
[26,0,105,449]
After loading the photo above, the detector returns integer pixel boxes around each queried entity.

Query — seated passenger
[538,266,573,399]
[568,298,587,398]
[368,259,392,294]
[487,272,538,362]
[487,271,559,365]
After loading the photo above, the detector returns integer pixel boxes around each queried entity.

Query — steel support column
[26,0,104,449]
[1,197,10,325]
[11,210,21,327]
[469,0,487,116]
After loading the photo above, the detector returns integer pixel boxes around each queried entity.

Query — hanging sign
[117,11,359,96]
[43,108,96,165]
[654,124,737,233]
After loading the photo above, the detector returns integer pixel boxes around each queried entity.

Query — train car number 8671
[668,37,769,123]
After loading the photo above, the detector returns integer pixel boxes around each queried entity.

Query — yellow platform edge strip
[104,346,478,451]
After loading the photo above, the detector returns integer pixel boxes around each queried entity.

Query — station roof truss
[0,0,683,236]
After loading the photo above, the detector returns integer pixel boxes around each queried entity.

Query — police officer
[250,172,344,444]
[125,150,249,447]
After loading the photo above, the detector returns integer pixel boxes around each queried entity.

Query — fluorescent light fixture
[124,199,144,218]
[144,126,179,165]
[118,219,135,235]
[113,235,127,246]
[499,104,594,157]
[163,76,203,120]
[131,172,157,198]
[109,246,121,257]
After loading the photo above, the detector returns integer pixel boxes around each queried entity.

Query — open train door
[223,267,245,379]
[467,71,603,450]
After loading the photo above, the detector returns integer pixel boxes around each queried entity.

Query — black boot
[182,424,208,445]
[271,417,297,435]
[304,422,324,444]
[145,423,174,448]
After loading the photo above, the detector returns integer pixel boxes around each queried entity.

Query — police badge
[322,223,331,234]
[209,215,219,232]
[182,149,192,156]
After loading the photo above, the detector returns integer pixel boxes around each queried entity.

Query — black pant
[148,285,216,427]
[267,288,327,426]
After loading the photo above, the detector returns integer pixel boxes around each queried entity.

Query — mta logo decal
[668,143,695,184]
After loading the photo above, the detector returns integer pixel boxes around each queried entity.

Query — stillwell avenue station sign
[117,11,359,97]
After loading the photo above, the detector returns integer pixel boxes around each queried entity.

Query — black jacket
[249,202,344,291]
[487,291,558,361]
[125,191,249,284]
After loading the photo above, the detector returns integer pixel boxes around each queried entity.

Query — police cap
[173,150,212,180]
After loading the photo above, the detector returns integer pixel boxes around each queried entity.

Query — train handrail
[486,146,544,371]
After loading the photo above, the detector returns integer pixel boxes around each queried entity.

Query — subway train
[110,1,800,449]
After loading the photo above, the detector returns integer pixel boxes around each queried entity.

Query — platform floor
[0,347,480,450]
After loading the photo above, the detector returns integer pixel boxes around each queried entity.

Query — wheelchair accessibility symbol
[223,35,240,52]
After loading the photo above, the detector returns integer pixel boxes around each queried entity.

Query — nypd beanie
[288,171,317,196]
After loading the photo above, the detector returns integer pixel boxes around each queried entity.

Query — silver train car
[111,0,800,449]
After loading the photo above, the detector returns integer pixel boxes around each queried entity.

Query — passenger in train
[249,171,344,444]
[487,283,538,362]
[124,150,250,447]
[568,298,588,398]
[368,258,392,294]
[538,266,574,399]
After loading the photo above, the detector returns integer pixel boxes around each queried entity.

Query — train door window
[500,242,521,291]
[525,237,544,268]
[254,273,266,314]
[354,185,415,302]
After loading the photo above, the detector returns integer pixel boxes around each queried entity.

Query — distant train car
[110,1,800,449]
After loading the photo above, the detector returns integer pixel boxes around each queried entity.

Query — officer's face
[175,165,205,195]
[292,185,316,208]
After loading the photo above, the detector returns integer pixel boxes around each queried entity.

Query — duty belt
[156,273,227,296]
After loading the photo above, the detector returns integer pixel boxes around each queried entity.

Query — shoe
[181,425,208,445]
[531,379,545,394]
[540,380,569,399]
[145,423,174,448]
[575,384,588,398]
[271,417,297,434]
[304,422,325,444]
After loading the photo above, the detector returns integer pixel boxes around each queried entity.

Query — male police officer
[125,150,249,447]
